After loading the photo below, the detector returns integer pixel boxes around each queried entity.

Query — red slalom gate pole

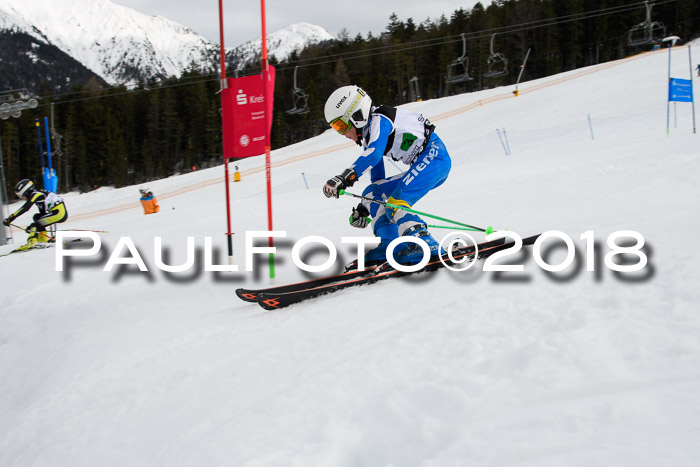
[260,0,275,279]
[218,0,234,264]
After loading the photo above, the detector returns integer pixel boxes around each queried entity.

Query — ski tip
[257,293,284,310]
[235,288,259,303]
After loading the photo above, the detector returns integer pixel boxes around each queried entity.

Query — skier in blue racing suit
[323,85,452,266]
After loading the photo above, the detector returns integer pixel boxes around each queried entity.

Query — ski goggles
[329,116,351,135]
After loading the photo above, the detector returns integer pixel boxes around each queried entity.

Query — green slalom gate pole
[340,190,494,234]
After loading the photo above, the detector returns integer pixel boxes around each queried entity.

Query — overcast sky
[115,0,484,46]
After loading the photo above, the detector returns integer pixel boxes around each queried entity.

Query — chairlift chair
[483,33,509,79]
[627,1,666,47]
[446,33,473,84]
[286,66,310,115]
[0,88,37,120]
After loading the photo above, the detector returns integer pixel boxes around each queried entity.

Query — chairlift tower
[408,77,421,102]
[483,33,509,79]
[627,1,666,47]
[285,66,310,115]
[446,33,473,85]
[0,137,10,246]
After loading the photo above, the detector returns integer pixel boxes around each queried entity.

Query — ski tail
[235,267,372,303]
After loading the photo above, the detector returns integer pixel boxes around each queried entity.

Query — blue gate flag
[42,116,57,193]
[669,78,693,102]
[42,168,57,193]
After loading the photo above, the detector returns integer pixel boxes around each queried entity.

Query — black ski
[235,237,505,303]
[256,235,538,310]
[235,267,375,303]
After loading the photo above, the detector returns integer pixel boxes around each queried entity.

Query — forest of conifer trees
[1,0,699,196]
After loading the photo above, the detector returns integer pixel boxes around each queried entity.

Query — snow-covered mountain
[227,22,334,71]
[0,0,334,87]
[0,29,108,94]
[0,0,218,85]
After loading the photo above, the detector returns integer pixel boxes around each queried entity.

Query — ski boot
[344,238,409,271]
[16,236,40,251]
[394,224,444,266]
[37,231,53,243]
[344,218,408,272]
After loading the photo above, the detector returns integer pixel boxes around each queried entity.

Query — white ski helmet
[324,85,372,134]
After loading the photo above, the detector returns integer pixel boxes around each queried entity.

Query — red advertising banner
[221,65,276,159]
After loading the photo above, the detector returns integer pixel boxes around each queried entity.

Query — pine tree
[103,111,128,187]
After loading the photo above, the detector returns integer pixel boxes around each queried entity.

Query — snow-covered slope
[1,43,699,466]
[0,2,48,43]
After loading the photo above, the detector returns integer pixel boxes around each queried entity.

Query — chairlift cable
[29,0,679,105]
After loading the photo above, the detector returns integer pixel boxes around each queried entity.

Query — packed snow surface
[1,43,700,466]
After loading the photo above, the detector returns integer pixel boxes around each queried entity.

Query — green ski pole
[426,224,484,232]
[340,190,494,234]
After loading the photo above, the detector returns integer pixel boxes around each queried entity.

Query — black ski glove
[3,215,14,227]
[349,204,371,229]
[323,168,358,199]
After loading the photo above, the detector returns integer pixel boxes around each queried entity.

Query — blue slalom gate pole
[43,117,57,192]
[44,117,53,172]
[35,119,45,169]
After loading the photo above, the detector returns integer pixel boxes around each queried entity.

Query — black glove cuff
[339,168,358,187]
[355,203,370,218]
